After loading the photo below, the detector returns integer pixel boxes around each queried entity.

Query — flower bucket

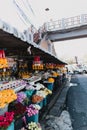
[43,97,47,106]
[47,83,54,91]
[47,94,51,103]
[14,116,24,130]
[7,121,14,130]
[36,101,43,109]
[25,90,35,98]
[26,113,39,124]
[0,104,8,115]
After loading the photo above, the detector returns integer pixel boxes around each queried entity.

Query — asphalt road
[66,74,87,130]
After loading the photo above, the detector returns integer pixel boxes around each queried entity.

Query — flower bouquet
[32,95,44,108]
[0,89,17,115]
[32,95,43,104]
[26,104,39,117]
[27,122,42,130]
[9,102,26,119]
[26,104,39,123]
[20,122,42,130]
[0,111,14,130]
[17,92,27,103]
[17,92,29,105]
[0,89,17,109]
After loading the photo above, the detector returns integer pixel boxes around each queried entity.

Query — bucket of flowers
[25,104,40,124]
[0,111,14,130]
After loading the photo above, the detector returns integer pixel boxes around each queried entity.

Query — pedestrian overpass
[41,14,87,42]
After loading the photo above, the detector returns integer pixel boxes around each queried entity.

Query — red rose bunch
[14,103,26,117]
[0,111,14,129]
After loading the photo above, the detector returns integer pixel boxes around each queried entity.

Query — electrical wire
[13,0,33,26]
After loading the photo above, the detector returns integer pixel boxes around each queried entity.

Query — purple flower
[17,92,26,103]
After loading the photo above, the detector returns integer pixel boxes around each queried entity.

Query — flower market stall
[0,20,67,130]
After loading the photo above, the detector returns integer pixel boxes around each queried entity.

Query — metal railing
[40,14,87,32]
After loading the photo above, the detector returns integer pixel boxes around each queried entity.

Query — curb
[40,79,70,121]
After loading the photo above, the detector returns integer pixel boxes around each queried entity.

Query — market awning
[0,19,67,65]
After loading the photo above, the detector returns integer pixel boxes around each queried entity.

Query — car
[73,66,87,74]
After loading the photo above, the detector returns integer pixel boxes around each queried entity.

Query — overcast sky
[54,38,87,60]
[0,0,87,61]
[29,0,87,24]
[0,0,87,29]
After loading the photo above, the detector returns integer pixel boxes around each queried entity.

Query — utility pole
[75,56,78,64]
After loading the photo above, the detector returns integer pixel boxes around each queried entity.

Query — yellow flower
[0,103,6,108]
[0,89,17,107]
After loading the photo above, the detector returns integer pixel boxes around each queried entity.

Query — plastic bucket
[36,101,43,109]
[43,97,47,106]
[47,83,54,91]
[7,121,14,130]
[26,113,39,123]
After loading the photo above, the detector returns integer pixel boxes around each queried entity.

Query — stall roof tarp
[0,19,67,65]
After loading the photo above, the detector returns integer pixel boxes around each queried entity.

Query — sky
[0,0,87,30]
[54,38,87,62]
[0,0,87,62]
[29,0,87,25]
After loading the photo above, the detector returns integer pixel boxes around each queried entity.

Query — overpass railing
[40,14,87,32]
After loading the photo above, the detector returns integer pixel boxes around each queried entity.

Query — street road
[66,74,87,130]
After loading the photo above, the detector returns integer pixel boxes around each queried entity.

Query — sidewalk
[40,77,72,130]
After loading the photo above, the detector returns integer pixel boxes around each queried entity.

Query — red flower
[0,111,14,129]
[10,102,26,118]
[0,116,4,121]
